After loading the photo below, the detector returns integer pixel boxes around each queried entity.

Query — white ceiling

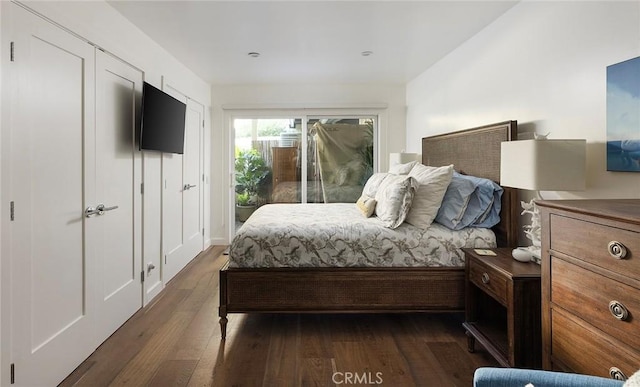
[108,1,517,85]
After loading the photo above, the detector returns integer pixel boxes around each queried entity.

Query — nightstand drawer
[550,214,640,278]
[469,259,507,305]
[552,309,640,381]
[551,258,640,350]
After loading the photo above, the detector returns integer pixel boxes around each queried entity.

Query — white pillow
[405,164,454,229]
[374,174,419,229]
[361,172,390,198]
[388,161,418,175]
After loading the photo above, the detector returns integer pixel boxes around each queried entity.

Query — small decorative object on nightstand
[462,247,542,368]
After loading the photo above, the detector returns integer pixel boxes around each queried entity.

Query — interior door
[8,5,98,385]
[183,99,205,253]
[162,85,204,281]
[94,50,143,340]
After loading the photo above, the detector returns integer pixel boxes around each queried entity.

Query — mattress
[229,203,496,268]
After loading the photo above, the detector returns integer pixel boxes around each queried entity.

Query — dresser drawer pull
[608,241,628,259]
[608,300,629,321]
[609,367,627,381]
[481,273,490,284]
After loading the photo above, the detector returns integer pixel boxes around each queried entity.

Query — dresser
[537,199,640,381]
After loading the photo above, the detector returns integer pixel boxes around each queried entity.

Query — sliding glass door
[232,114,377,230]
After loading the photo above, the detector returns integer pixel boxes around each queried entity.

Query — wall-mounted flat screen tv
[139,81,186,154]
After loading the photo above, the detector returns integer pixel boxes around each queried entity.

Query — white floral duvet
[229,203,496,268]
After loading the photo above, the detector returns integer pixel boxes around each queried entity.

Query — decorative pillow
[374,175,418,229]
[388,161,418,175]
[436,171,504,229]
[356,195,377,217]
[405,164,454,229]
[361,172,390,198]
[434,175,477,230]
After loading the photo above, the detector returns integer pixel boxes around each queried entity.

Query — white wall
[0,2,3,383]
[406,1,640,200]
[0,2,210,384]
[210,83,406,243]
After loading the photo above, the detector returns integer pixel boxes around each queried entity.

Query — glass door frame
[226,108,384,243]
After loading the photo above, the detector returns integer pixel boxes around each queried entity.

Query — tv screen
[139,82,186,154]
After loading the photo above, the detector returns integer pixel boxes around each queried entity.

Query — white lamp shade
[389,152,421,168]
[500,139,586,191]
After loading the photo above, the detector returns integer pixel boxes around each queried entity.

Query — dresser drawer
[552,309,640,380]
[550,214,640,278]
[469,259,507,305]
[551,258,640,350]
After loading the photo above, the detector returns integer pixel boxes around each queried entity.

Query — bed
[219,121,518,339]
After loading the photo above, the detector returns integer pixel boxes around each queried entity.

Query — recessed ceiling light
[361,51,373,57]
[248,52,260,58]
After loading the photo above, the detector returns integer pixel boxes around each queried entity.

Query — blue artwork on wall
[606,56,640,172]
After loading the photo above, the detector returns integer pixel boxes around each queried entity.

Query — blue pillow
[455,172,503,228]
[434,176,476,230]
[435,172,503,230]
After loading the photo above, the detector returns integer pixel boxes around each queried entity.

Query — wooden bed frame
[219,121,518,339]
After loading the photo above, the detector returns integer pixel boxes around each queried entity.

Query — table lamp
[388,152,421,170]
[500,138,586,263]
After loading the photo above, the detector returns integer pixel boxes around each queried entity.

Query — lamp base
[512,246,541,264]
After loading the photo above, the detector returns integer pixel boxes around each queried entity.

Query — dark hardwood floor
[60,246,498,387]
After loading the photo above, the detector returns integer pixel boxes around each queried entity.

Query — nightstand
[462,248,542,368]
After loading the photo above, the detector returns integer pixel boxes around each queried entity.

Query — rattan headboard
[421,121,518,248]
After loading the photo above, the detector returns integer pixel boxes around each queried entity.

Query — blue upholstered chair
[473,367,625,387]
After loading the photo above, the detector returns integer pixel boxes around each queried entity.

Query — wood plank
[299,314,333,359]
[58,361,96,387]
[428,341,481,386]
[69,288,192,386]
[148,360,198,387]
[59,247,499,386]
[210,314,273,386]
[388,314,451,386]
[109,311,193,385]
[262,314,301,386]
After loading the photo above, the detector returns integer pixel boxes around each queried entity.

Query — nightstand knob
[608,241,627,259]
[481,273,490,284]
[609,300,629,321]
[609,367,627,381]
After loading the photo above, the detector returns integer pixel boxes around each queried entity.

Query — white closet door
[9,5,98,386]
[183,98,205,254]
[94,50,143,340]
[162,85,204,281]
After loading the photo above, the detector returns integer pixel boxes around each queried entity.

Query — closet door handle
[85,206,99,218]
[96,204,118,214]
[85,204,118,217]
[183,184,197,191]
